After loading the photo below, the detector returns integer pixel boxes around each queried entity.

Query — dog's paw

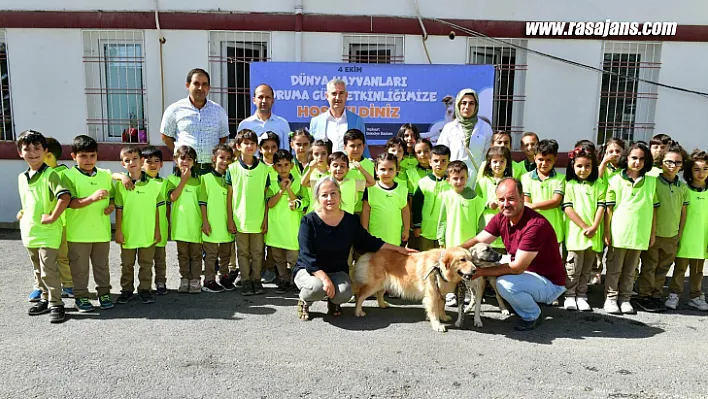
[473,317,484,328]
[440,313,452,322]
[432,323,447,333]
[500,309,510,316]
[454,319,464,328]
[354,308,367,317]
[379,301,390,309]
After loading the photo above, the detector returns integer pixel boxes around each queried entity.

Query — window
[0,31,13,141]
[596,42,661,144]
[208,31,271,137]
[467,38,527,145]
[83,30,148,142]
[343,35,405,64]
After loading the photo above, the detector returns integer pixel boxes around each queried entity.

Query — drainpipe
[295,0,303,62]
[154,0,166,114]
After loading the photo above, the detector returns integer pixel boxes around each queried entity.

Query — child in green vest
[17,130,71,323]
[396,123,420,171]
[141,146,169,295]
[405,138,432,251]
[343,129,375,214]
[475,146,514,253]
[412,144,451,251]
[300,139,332,213]
[362,153,410,246]
[385,137,409,186]
[258,132,281,285]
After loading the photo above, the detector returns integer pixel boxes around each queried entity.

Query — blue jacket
[308,109,370,158]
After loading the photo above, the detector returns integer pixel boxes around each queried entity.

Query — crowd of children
[16,125,708,324]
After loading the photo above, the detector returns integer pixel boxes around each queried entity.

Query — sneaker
[138,290,155,304]
[445,293,457,307]
[202,279,224,293]
[635,296,660,313]
[576,297,592,312]
[220,274,236,291]
[603,299,621,315]
[116,291,134,304]
[261,269,277,284]
[242,280,254,296]
[229,270,242,287]
[189,279,202,294]
[28,289,42,303]
[589,274,602,286]
[49,306,66,323]
[98,294,114,309]
[61,287,74,298]
[652,297,666,312]
[687,294,708,311]
[665,293,679,310]
[620,301,636,315]
[28,300,50,316]
[178,278,189,293]
[563,297,578,311]
[275,280,291,294]
[156,283,167,296]
[75,297,94,313]
[253,281,265,295]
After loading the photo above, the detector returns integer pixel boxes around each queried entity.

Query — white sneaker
[603,299,621,314]
[563,297,578,310]
[189,279,202,294]
[178,278,189,293]
[687,294,708,311]
[445,293,457,307]
[665,293,680,310]
[576,297,592,312]
[620,301,636,315]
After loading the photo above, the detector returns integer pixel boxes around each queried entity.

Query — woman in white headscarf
[437,88,493,187]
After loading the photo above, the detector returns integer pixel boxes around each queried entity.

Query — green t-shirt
[606,171,660,250]
[366,181,408,246]
[347,158,374,213]
[339,177,365,215]
[512,161,527,180]
[167,174,202,243]
[406,164,431,197]
[521,170,566,243]
[654,175,690,238]
[437,187,485,248]
[676,186,708,259]
[63,166,114,243]
[225,158,268,234]
[115,173,164,249]
[18,164,70,249]
[147,175,169,247]
[414,174,451,240]
[265,174,306,250]
[562,179,606,252]
[53,164,70,226]
[199,170,234,244]
[475,175,504,249]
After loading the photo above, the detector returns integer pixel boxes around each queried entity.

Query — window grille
[208,31,271,137]
[0,31,14,141]
[342,35,405,64]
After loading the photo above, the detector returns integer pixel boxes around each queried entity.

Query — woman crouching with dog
[293,176,413,320]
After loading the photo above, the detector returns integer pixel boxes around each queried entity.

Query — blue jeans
[495,272,566,321]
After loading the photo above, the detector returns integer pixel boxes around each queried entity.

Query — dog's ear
[441,250,452,270]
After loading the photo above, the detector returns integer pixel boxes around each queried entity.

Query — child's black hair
[573,139,596,152]
[289,128,314,144]
[598,138,626,163]
[431,144,451,158]
[119,145,142,159]
[235,129,258,145]
[618,141,653,176]
[71,134,98,154]
[385,137,406,151]
[16,130,47,151]
[45,137,63,160]
[212,143,234,158]
[492,131,513,146]
[414,138,433,151]
[566,144,599,183]
[343,129,366,146]
[650,133,672,146]
[272,149,293,164]
[396,123,420,153]
[173,145,199,178]
[684,149,708,186]
[141,145,163,161]
[327,151,349,166]
[535,139,559,156]
[447,160,469,176]
[375,152,399,170]
[482,146,513,178]
[657,141,688,171]
[258,131,281,149]
[308,139,332,163]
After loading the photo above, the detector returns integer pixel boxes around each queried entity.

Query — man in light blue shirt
[309,79,370,158]
[237,83,291,151]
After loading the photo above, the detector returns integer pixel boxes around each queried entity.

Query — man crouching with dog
[462,178,566,331]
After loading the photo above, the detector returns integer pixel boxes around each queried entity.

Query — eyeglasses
[663,160,683,167]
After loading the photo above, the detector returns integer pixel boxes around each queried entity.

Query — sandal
[327,300,342,317]
[297,299,310,321]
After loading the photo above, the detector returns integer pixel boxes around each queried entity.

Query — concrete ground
[1,229,707,399]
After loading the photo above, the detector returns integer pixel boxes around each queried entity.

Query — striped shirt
[160,97,229,163]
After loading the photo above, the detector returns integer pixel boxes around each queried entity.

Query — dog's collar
[424,249,449,301]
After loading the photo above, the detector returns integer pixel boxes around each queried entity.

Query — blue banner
[250,62,495,145]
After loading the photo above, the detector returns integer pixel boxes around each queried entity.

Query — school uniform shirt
[53,164,70,227]
[475,175,505,249]
[339,178,365,215]
[18,164,70,249]
[115,172,165,249]
[364,182,408,246]
[346,158,374,213]
[412,174,452,240]
[265,174,307,251]
[199,170,234,244]
[512,161,527,179]
[400,154,418,171]
[405,164,431,197]
[167,174,202,243]
[654,175,690,238]
[225,157,269,234]
[647,166,662,178]
[561,179,607,252]
[521,169,566,243]
[437,187,485,248]
[147,174,169,247]
[62,166,114,243]
[605,171,660,251]
[676,185,708,259]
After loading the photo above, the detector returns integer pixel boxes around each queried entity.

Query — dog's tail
[352,253,372,284]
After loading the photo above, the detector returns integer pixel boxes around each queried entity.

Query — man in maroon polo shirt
[463,177,566,331]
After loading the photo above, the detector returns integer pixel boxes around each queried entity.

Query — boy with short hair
[114,146,164,305]
[520,132,539,174]
[62,135,115,312]
[266,150,308,293]
[227,129,269,296]
[17,130,71,323]
[648,133,672,177]
[412,144,452,250]
[327,152,362,214]
[141,146,169,295]
[437,160,485,249]
[200,144,236,293]
[343,129,375,214]
[521,139,565,244]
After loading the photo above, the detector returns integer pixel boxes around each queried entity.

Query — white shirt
[437,119,493,188]
[237,112,291,151]
[325,111,348,152]
[160,97,229,164]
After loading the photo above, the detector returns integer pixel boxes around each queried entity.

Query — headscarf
[454,88,479,148]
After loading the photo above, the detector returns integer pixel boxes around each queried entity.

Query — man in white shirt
[160,68,229,175]
[237,83,291,151]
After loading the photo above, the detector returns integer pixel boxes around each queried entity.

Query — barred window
[83,30,148,143]
[343,35,405,64]
[597,42,661,144]
[0,31,14,141]
[467,38,527,147]
[208,31,271,137]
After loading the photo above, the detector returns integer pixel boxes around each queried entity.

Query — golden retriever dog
[455,245,508,329]
[353,245,484,332]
